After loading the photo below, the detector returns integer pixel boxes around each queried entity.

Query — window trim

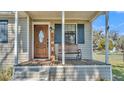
[0,20,8,43]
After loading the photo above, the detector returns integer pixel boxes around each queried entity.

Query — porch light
[50,26,55,32]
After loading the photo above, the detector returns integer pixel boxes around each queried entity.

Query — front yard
[93,52,124,81]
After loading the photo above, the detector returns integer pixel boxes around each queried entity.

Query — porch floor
[18,59,107,66]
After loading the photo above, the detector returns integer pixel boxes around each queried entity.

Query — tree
[93,29,120,51]
[109,30,119,41]
[118,36,124,62]
[97,38,114,50]
[109,39,114,50]
[109,30,120,51]
[93,29,104,50]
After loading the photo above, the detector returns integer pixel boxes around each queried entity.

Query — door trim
[32,22,51,60]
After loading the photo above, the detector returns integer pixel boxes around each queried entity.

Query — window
[0,20,8,43]
[77,24,85,44]
[54,24,62,44]
[65,24,76,44]
[54,24,85,44]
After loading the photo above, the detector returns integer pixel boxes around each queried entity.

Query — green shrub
[96,76,105,81]
[0,67,13,81]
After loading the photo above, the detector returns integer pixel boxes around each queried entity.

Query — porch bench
[58,44,82,60]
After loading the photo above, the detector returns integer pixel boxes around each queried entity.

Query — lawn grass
[93,52,124,81]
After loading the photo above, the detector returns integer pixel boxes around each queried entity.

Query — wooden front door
[34,25,48,58]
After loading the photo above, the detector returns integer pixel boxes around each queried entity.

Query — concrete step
[13,66,49,81]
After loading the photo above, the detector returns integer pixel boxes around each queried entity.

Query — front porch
[0,11,112,81]
[13,59,112,81]
[13,11,111,81]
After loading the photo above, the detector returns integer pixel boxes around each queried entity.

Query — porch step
[13,66,49,81]
[13,65,112,81]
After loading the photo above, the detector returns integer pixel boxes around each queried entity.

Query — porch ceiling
[0,11,28,18]
[26,11,104,21]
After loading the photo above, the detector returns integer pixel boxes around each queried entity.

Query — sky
[92,11,124,35]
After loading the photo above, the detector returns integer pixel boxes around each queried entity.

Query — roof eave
[89,11,105,22]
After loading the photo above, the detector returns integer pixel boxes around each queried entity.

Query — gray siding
[0,17,28,67]
[78,22,92,59]
[18,18,28,63]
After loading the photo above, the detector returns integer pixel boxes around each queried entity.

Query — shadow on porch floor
[18,59,107,66]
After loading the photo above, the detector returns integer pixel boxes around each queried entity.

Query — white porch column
[14,11,18,65]
[105,11,109,64]
[27,16,30,61]
[62,11,65,65]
